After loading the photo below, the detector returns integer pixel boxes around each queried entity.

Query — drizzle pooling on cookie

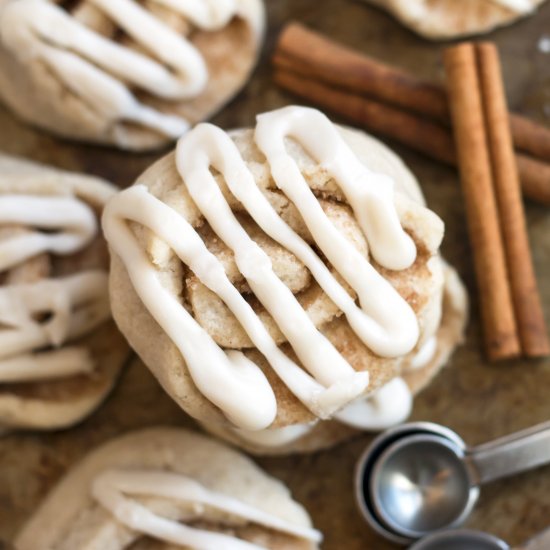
[103,106,420,430]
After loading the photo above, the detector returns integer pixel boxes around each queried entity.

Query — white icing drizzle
[92,469,322,549]
[103,185,368,430]
[0,0,242,137]
[253,107,419,357]
[488,0,534,14]
[334,377,412,430]
[102,106,420,429]
[409,336,437,371]
[0,195,97,272]
[255,107,416,271]
[232,423,315,448]
[0,348,94,383]
[0,272,109,352]
[177,124,364,387]
[0,192,108,385]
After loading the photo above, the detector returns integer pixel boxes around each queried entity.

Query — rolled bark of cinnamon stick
[476,42,549,357]
[510,116,550,161]
[516,156,550,206]
[275,23,550,163]
[274,70,455,164]
[274,68,550,206]
[274,26,448,123]
[444,44,520,361]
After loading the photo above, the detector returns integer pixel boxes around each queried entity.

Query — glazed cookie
[15,427,321,550]
[0,0,264,149]
[0,155,129,431]
[361,0,547,39]
[103,106,463,443]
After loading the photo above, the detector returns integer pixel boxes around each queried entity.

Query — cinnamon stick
[516,155,550,206]
[476,42,549,357]
[510,116,550,161]
[444,44,520,361]
[274,68,550,206]
[274,23,448,123]
[274,70,455,164]
[275,23,550,164]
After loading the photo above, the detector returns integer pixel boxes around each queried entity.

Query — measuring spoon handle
[466,420,550,486]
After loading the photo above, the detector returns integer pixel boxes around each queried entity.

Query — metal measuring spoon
[409,529,509,550]
[408,525,550,550]
[355,420,550,545]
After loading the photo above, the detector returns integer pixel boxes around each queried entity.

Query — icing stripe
[255,107,416,271]
[0,272,110,359]
[103,187,277,430]
[177,126,358,386]
[409,336,437,370]
[334,377,412,430]
[0,348,94,383]
[254,107,418,357]
[232,423,314,448]
[0,195,97,271]
[93,469,322,549]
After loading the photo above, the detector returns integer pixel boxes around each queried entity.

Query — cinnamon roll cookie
[0,0,264,150]
[361,0,547,39]
[364,0,545,40]
[0,155,128,431]
[103,105,466,450]
[15,427,321,550]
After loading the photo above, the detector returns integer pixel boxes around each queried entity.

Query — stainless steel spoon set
[354,420,550,547]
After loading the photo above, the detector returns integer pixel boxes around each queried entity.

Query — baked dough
[0,154,129,431]
[0,0,264,149]
[15,427,320,550]
[361,0,547,39]
[104,106,460,436]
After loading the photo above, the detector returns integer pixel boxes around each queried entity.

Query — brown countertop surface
[1,1,550,548]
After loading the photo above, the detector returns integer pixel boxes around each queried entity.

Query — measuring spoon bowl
[356,419,550,545]
[409,529,509,550]
[370,433,478,540]
[355,422,467,545]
